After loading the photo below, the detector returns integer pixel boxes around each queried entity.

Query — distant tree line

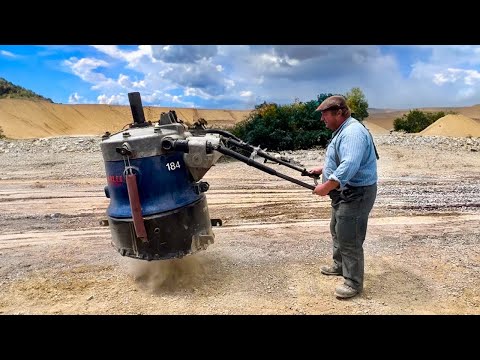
[230,87,370,151]
[0,77,53,103]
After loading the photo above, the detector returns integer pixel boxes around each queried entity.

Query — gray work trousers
[328,183,377,291]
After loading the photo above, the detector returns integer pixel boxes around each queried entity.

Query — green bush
[0,126,5,139]
[393,110,454,133]
[231,95,332,151]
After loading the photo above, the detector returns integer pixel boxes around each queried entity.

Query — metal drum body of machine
[100,92,319,261]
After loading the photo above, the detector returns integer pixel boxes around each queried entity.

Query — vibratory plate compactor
[100,92,319,261]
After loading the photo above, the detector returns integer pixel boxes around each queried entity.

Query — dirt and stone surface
[0,133,479,314]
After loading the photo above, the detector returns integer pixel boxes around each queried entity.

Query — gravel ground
[0,132,479,314]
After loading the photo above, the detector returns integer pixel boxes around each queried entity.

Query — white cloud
[0,50,16,58]
[97,94,125,105]
[117,73,145,88]
[463,69,480,85]
[91,45,152,66]
[433,68,462,85]
[68,92,85,104]
[64,57,110,83]
[60,45,480,109]
[151,45,217,63]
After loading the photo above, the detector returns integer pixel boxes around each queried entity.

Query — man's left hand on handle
[313,179,339,196]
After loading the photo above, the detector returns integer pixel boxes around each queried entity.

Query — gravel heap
[1,133,478,155]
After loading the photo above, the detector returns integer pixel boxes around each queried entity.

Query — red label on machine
[107,175,124,185]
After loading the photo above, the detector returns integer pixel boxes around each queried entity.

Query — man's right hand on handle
[307,166,323,175]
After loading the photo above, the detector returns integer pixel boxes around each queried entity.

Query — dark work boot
[320,265,342,276]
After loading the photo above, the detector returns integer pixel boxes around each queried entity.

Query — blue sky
[1,45,480,110]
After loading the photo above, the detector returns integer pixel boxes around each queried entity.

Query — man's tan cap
[315,95,348,112]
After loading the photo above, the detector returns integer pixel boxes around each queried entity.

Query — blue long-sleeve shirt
[322,116,378,190]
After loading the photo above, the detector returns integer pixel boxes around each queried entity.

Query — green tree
[345,87,369,121]
[312,92,335,121]
[229,88,370,151]
[317,93,335,104]
[231,97,332,151]
[393,110,452,133]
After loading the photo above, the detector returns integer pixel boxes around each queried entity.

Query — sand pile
[0,99,252,139]
[363,120,390,134]
[420,114,480,137]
